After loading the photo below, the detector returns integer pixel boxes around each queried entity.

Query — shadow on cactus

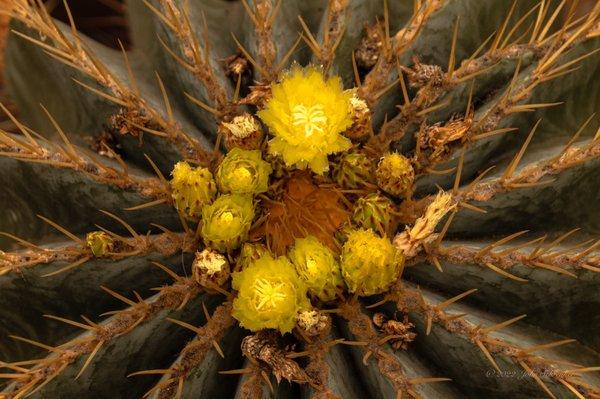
[0,0,599,398]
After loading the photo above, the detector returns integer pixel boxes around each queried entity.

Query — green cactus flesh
[0,1,599,398]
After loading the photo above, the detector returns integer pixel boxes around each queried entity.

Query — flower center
[292,104,327,137]
[306,257,318,274]
[254,278,287,310]
[233,166,253,186]
[219,211,234,224]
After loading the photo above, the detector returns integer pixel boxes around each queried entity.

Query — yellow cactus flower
[232,253,310,333]
[258,65,353,174]
[288,235,344,302]
[340,228,404,296]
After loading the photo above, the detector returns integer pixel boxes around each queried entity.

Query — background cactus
[0,1,599,398]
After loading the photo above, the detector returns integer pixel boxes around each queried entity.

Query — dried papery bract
[344,92,373,141]
[394,191,456,257]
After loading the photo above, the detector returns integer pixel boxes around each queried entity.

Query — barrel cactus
[0,0,599,398]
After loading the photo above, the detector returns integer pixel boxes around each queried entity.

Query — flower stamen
[292,104,327,137]
[254,278,287,310]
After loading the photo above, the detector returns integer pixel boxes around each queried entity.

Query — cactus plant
[0,1,599,398]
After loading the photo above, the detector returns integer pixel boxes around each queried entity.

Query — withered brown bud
[219,113,264,151]
[355,22,384,70]
[373,312,417,350]
[192,249,230,291]
[296,310,331,337]
[405,57,445,89]
[241,333,309,384]
[344,93,373,141]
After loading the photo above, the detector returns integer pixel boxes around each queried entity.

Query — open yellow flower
[258,66,353,174]
[232,253,310,333]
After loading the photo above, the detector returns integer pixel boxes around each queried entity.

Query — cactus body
[0,1,599,398]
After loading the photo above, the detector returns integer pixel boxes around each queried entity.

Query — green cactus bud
[219,113,264,150]
[216,148,272,195]
[376,153,414,198]
[333,152,374,189]
[85,231,114,257]
[170,161,217,219]
[232,253,310,334]
[192,249,230,290]
[340,228,404,296]
[352,193,395,236]
[236,242,269,271]
[288,235,344,302]
[201,194,255,252]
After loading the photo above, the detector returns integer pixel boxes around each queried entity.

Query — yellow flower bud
[340,228,404,296]
[216,148,272,195]
[288,235,343,302]
[352,193,395,236]
[86,231,114,257]
[232,253,310,333]
[376,153,414,198]
[236,242,269,271]
[201,194,255,252]
[333,152,374,189]
[170,161,217,219]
